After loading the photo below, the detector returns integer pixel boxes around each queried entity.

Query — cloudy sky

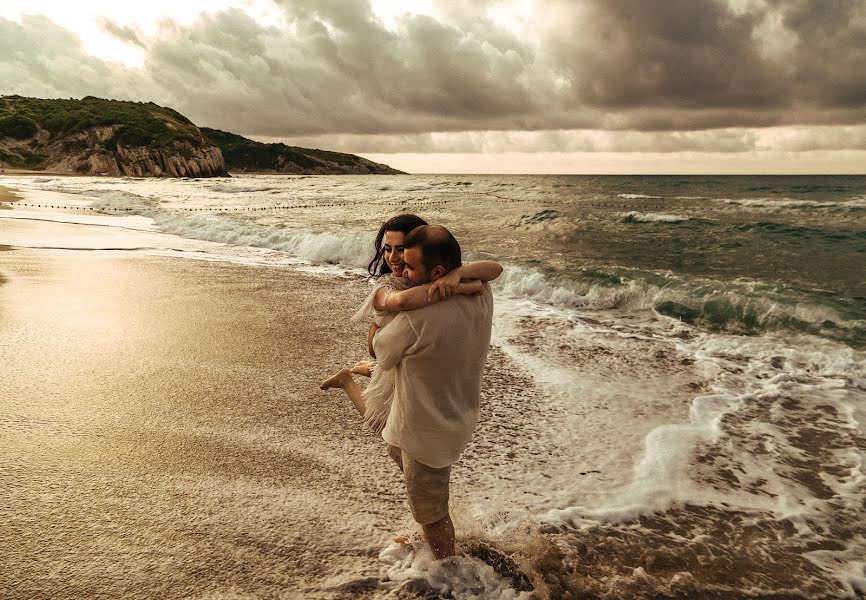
[2,0,865,173]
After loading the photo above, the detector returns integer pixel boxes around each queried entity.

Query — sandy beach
[0,222,412,596]
[0,217,539,598]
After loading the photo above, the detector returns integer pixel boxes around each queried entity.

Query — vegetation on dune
[0,149,46,169]
[0,112,38,140]
[201,127,318,171]
[200,127,391,173]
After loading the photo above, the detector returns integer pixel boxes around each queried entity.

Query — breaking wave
[719,196,866,210]
[622,211,692,223]
[88,189,373,268]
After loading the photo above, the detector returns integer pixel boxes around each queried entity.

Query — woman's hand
[427,269,462,302]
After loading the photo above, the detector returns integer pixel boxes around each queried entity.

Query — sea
[2,173,865,599]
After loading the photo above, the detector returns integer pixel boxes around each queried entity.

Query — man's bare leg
[422,513,455,560]
[319,368,365,417]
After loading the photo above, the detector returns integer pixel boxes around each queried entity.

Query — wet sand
[0,220,548,598]
[0,237,417,597]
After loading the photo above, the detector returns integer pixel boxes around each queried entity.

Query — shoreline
[0,235,408,596]
[3,205,862,598]
[0,218,539,597]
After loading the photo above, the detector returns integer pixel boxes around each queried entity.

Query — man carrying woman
[321,215,500,559]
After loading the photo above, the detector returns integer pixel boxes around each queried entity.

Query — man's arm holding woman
[373,260,503,312]
[367,260,502,357]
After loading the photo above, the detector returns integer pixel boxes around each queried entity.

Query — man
[372,224,496,559]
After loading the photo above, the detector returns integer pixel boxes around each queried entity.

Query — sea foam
[622,211,691,223]
[88,190,374,269]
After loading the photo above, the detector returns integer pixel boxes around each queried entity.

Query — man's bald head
[404,224,462,274]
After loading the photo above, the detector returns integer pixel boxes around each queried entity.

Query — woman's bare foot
[350,361,375,377]
[319,368,353,390]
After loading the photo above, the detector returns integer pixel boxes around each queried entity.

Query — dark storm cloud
[545,0,866,129]
[1,0,865,145]
[767,0,866,107]
[547,0,783,109]
[98,19,145,48]
[141,2,547,136]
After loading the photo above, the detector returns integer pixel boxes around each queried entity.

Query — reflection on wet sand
[0,242,418,597]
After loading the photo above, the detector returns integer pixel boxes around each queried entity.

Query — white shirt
[373,282,493,468]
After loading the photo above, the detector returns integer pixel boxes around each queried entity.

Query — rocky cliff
[0,96,228,178]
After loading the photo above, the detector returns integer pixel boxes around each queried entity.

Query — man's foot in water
[319,368,353,390]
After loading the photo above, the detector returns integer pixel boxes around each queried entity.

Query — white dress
[350,274,411,433]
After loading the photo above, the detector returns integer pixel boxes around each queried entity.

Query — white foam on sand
[379,541,531,600]
[538,328,866,593]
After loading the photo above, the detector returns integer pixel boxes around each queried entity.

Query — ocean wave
[517,209,560,226]
[88,190,375,268]
[735,221,866,242]
[496,265,865,347]
[154,214,373,268]
[654,293,866,347]
[207,184,280,194]
[720,197,838,208]
[87,189,161,210]
[622,211,691,223]
[718,196,866,210]
[618,193,662,199]
[494,265,651,311]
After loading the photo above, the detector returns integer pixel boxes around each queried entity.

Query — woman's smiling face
[382,230,407,276]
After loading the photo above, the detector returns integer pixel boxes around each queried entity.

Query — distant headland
[0,96,403,178]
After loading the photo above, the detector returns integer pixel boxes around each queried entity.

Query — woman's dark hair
[367,214,428,277]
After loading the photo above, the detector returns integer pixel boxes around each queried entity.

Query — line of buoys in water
[2,199,743,213]
[4,199,458,213]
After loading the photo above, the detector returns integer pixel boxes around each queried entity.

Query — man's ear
[430,265,447,281]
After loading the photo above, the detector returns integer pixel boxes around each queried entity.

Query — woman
[320,214,502,432]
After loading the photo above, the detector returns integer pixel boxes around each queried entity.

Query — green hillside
[0,96,203,168]
[200,127,402,174]
[0,96,402,176]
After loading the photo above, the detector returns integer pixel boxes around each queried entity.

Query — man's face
[402,247,432,285]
